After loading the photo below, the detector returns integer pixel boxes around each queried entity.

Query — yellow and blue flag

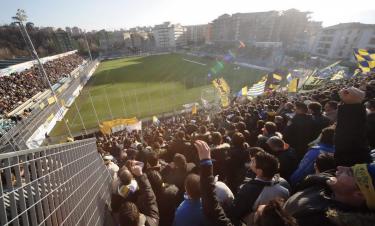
[354,49,375,73]
[236,86,248,97]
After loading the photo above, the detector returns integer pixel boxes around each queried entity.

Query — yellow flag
[273,74,282,81]
[47,113,55,122]
[220,95,229,107]
[192,104,197,115]
[219,78,230,94]
[241,86,248,96]
[288,78,299,93]
[47,96,56,105]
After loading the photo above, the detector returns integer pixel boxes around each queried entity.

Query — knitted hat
[351,163,375,209]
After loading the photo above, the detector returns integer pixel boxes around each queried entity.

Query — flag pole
[74,101,87,135]
[134,90,141,118]
[88,91,100,126]
[103,88,114,119]
[118,87,128,117]
[147,83,153,115]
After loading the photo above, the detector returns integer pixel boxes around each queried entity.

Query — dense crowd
[0,53,84,115]
[97,72,375,226]
[0,54,84,136]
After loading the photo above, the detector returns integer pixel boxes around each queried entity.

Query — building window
[369,37,375,45]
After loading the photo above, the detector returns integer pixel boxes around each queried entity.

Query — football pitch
[50,53,265,137]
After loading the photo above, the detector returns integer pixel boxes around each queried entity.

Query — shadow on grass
[88,53,265,91]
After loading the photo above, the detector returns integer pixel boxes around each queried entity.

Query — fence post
[88,91,101,127]
[103,88,114,120]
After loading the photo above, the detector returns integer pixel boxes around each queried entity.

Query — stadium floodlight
[12,9,73,139]
[83,31,93,61]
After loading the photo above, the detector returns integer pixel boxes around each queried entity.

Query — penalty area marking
[183,58,207,66]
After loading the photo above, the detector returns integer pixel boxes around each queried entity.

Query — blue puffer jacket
[289,143,335,185]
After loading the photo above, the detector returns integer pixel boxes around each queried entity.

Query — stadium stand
[0,53,83,114]
[0,53,85,140]
[0,60,98,151]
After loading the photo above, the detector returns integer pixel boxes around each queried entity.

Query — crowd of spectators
[97,72,375,226]
[0,53,84,136]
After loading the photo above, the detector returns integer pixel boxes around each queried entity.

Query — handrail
[0,138,96,160]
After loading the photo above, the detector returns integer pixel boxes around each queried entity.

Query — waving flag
[273,74,282,81]
[286,73,293,83]
[288,78,299,93]
[354,48,375,73]
[192,104,197,115]
[152,116,160,125]
[248,77,267,96]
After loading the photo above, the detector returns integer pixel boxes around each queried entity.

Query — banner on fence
[99,117,142,134]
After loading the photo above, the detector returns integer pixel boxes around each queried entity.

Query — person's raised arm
[131,164,159,226]
[195,140,234,226]
[335,87,371,166]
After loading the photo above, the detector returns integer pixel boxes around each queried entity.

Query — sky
[1,0,375,31]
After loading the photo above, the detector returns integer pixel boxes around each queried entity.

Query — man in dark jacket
[165,131,192,162]
[162,154,196,194]
[225,132,249,192]
[227,150,289,225]
[308,102,331,139]
[147,170,180,226]
[194,140,296,226]
[266,136,298,181]
[334,87,372,166]
[284,102,316,159]
[256,122,282,150]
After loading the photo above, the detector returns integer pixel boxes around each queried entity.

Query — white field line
[182,58,207,66]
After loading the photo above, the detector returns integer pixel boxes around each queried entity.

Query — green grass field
[50,53,264,137]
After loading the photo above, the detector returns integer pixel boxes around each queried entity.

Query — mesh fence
[0,138,112,226]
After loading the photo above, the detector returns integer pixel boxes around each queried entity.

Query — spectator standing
[290,127,335,185]
[173,174,209,226]
[284,102,315,159]
[266,136,298,181]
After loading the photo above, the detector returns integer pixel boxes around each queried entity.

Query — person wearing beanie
[284,162,375,226]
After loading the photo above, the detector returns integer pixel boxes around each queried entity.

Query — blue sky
[1,0,374,30]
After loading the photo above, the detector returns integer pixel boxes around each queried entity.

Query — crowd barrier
[0,138,112,226]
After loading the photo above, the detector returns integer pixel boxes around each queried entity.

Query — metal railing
[0,138,112,226]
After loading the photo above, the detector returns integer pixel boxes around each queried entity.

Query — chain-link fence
[0,138,112,226]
